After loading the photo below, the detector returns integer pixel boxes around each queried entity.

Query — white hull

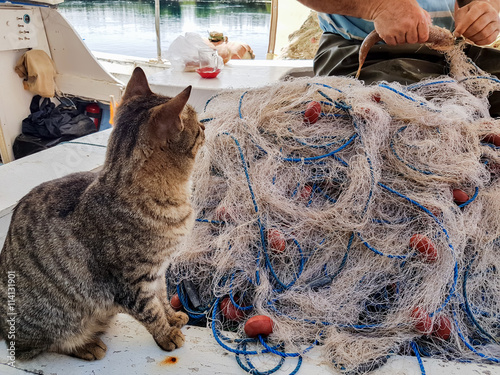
[1,2,500,375]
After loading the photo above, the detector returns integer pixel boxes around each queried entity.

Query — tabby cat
[0,67,205,360]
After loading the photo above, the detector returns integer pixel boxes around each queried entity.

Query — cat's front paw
[168,311,189,328]
[154,328,185,351]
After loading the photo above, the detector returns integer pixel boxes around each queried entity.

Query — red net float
[215,206,232,222]
[220,297,246,321]
[267,229,286,252]
[452,189,469,205]
[170,294,182,310]
[244,315,274,338]
[410,234,437,262]
[300,185,313,200]
[433,315,452,340]
[411,307,432,335]
[303,101,321,125]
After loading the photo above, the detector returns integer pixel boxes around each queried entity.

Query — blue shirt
[318,0,455,40]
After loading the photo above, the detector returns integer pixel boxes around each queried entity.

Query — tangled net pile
[168,45,500,374]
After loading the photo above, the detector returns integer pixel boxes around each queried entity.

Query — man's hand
[298,0,432,45]
[371,0,432,45]
[454,0,500,45]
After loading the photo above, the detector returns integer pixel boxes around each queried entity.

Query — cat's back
[0,171,96,265]
[10,171,96,227]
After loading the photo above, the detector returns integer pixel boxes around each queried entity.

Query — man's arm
[454,0,500,45]
[298,0,431,45]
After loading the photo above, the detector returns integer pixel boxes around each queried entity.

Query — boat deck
[1,313,498,375]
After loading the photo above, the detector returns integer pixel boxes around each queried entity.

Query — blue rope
[281,133,357,163]
[459,76,500,85]
[220,132,263,285]
[333,100,352,112]
[258,336,305,358]
[330,232,354,280]
[482,142,500,150]
[212,298,304,375]
[229,271,254,311]
[196,218,224,225]
[407,79,457,90]
[203,94,220,112]
[389,126,437,175]
[461,252,499,344]
[378,84,440,112]
[357,232,409,260]
[410,341,427,375]
[211,298,262,355]
[235,339,285,375]
[317,90,334,103]
[457,187,479,208]
[314,185,338,204]
[239,91,249,119]
[452,306,500,363]
[307,82,343,94]
[262,237,307,291]
[175,283,209,320]
[378,183,458,316]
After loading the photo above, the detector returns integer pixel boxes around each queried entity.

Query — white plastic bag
[165,32,211,71]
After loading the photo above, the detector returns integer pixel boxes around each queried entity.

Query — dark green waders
[314,32,500,117]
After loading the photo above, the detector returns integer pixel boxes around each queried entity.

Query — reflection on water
[59,0,271,59]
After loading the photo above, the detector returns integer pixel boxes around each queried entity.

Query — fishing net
[167,41,500,374]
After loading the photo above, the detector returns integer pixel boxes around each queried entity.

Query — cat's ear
[121,67,153,101]
[151,86,192,141]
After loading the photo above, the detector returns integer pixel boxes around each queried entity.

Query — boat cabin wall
[0,4,123,164]
[0,6,49,163]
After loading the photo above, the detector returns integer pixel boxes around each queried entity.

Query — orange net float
[109,95,120,126]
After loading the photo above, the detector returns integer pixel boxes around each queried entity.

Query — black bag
[12,134,62,159]
[22,95,97,139]
[14,95,98,159]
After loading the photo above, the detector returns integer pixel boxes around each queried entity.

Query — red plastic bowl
[196,67,221,78]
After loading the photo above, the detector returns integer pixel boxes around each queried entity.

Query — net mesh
[168,42,500,373]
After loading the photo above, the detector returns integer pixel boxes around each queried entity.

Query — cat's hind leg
[64,337,107,361]
[13,346,46,361]
[50,310,115,361]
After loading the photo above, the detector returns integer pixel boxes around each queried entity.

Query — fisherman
[298,0,500,116]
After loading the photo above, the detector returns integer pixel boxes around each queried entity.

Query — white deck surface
[1,313,499,375]
[147,59,314,112]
